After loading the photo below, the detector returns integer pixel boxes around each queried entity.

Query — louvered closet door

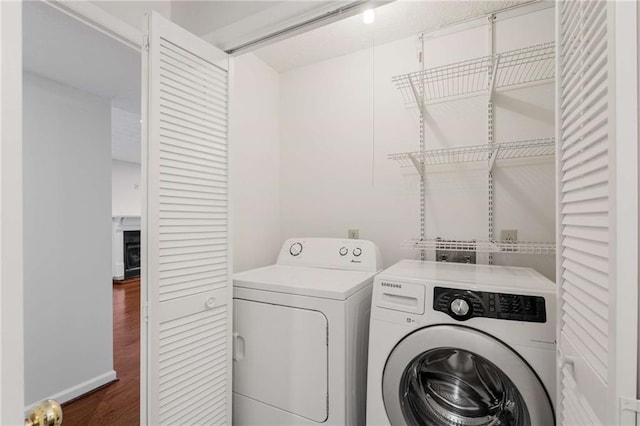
[557,1,637,425]
[142,12,231,426]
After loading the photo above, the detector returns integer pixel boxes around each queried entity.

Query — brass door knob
[25,399,62,426]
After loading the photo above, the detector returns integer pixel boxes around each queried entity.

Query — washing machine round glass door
[382,325,553,426]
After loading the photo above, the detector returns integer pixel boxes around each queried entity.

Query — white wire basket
[388,137,555,169]
[404,238,556,255]
[393,42,555,106]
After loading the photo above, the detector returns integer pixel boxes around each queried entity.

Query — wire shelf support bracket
[488,147,499,172]
[488,55,501,101]
[408,77,425,117]
[408,153,425,179]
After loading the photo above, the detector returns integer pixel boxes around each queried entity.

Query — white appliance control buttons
[353,247,362,257]
[289,242,303,256]
[450,298,470,317]
[339,247,348,256]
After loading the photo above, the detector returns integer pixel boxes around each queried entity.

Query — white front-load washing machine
[233,238,382,425]
[366,260,556,425]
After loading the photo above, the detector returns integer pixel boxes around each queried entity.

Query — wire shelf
[388,137,555,170]
[404,238,556,255]
[393,42,555,106]
[494,42,555,89]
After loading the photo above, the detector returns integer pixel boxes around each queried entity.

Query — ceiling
[171,1,290,38]
[23,1,140,113]
[23,1,141,163]
[253,0,531,73]
[171,1,391,53]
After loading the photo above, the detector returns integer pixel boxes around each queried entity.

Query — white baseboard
[25,370,117,412]
[113,261,124,280]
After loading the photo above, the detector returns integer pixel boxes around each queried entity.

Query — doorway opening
[22,2,141,424]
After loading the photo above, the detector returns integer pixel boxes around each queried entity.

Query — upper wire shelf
[388,137,555,175]
[393,42,555,107]
[405,238,556,255]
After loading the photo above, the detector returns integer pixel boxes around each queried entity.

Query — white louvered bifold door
[141,12,231,426]
[557,1,638,425]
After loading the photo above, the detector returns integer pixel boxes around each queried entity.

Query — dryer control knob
[339,247,348,256]
[289,242,303,256]
[450,298,470,317]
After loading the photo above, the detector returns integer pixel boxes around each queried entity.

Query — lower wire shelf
[388,137,555,169]
[405,238,556,255]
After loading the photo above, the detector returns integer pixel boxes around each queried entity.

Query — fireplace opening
[123,230,141,279]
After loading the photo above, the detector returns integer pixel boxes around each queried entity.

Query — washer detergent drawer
[374,281,425,314]
[233,299,328,423]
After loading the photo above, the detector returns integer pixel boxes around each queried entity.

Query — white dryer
[233,238,382,425]
[366,260,556,425]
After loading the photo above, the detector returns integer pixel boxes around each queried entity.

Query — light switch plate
[348,229,359,239]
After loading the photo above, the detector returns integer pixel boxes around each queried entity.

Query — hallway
[62,280,140,425]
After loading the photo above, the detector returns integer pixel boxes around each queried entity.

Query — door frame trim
[0,0,24,423]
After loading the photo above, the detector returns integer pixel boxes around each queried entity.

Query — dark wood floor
[62,279,140,425]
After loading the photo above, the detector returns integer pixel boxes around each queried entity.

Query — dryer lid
[233,265,375,300]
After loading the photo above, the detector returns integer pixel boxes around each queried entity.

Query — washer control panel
[433,287,546,323]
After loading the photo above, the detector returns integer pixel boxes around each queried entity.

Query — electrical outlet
[348,229,359,239]
[500,229,518,242]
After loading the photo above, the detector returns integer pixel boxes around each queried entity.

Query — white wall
[279,41,419,267]
[111,107,142,164]
[23,72,114,406]
[230,53,282,272]
[279,7,556,279]
[112,159,141,217]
